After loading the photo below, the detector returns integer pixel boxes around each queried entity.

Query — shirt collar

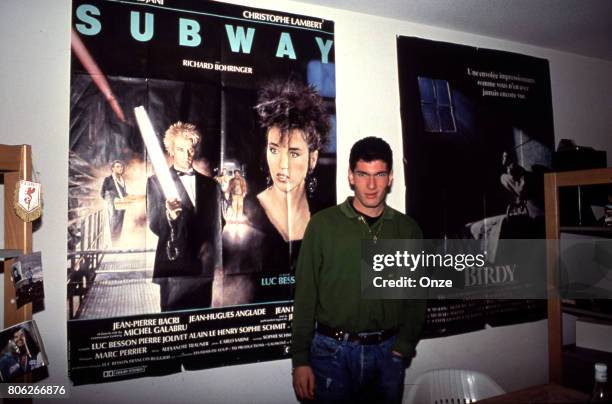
[339,197,394,220]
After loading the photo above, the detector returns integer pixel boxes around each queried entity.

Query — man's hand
[293,365,315,401]
[165,198,182,220]
[392,350,412,367]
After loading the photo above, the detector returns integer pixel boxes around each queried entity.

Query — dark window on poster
[417,77,457,133]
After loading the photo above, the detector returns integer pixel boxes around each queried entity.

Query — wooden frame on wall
[0,144,33,327]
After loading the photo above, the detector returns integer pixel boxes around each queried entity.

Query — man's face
[348,159,393,215]
[234,171,241,178]
[13,329,25,348]
[112,162,124,175]
[171,137,195,172]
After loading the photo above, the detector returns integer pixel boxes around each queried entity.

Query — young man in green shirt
[292,137,425,403]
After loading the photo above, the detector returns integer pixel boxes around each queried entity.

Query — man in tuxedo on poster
[147,122,223,312]
[100,160,128,243]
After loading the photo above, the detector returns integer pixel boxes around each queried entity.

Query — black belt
[316,323,398,345]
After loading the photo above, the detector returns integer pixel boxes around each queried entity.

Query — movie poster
[67,0,336,384]
[397,37,553,337]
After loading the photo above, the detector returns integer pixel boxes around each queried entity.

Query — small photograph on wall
[11,252,44,309]
[0,320,48,382]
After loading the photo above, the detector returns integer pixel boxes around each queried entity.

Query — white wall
[1,0,611,402]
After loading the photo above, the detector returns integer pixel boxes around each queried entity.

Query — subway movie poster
[397,37,554,336]
[68,0,336,384]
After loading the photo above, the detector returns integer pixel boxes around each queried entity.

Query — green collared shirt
[291,197,426,367]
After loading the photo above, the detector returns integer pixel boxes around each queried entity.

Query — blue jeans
[309,332,407,403]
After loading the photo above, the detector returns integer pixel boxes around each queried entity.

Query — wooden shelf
[560,226,612,237]
[545,168,612,385]
[0,249,23,260]
[563,306,612,322]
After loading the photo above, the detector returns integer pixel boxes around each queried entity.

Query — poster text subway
[74,4,334,62]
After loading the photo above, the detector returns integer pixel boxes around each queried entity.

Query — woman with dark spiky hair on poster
[253,78,330,242]
[221,79,330,304]
[248,78,330,302]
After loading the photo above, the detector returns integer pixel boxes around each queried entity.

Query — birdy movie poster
[67,0,336,385]
[398,37,554,337]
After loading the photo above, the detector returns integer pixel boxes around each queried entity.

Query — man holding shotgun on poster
[291,137,425,403]
[145,120,223,312]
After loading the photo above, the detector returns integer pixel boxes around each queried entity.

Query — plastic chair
[403,368,505,404]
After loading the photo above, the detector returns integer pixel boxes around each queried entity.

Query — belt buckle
[361,331,383,344]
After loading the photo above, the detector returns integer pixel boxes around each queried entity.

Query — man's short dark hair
[110,160,124,169]
[349,137,393,171]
